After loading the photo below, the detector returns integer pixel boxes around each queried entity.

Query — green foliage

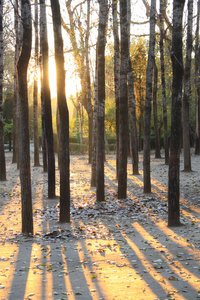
[3,92,13,144]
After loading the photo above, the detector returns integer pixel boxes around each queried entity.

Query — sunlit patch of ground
[0,152,200,299]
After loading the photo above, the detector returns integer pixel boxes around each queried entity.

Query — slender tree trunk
[12,0,20,166]
[168,0,185,227]
[183,0,193,171]
[40,0,55,198]
[0,0,6,181]
[33,0,40,166]
[127,0,139,175]
[143,0,156,193]
[18,0,33,235]
[159,0,169,165]
[96,0,108,202]
[112,0,120,179]
[91,47,98,187]
[153,61,161,159]
[195,0,200,154]
[86,0,93,164]
[56,106,60,169]
[118,0,129,199]
[51,0,70,222]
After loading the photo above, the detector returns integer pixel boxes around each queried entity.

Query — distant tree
[40,0,55,198]
[153,61,161,159]
[12,0,20,166]
[17,0,33,234]
[51,0,70,222]
[168,0,185,227]
[112,0,120,178]
[33,0,40,166]
[62,0,93,164]
[127,0,139,175]
[118,0,129,199]
[182,0,193,172]
[0,0,6,181]
[159,0,169,165]
[3,92,13,151]
[91,46,98,187]
[143,0,156,193]
[96,0,108,202]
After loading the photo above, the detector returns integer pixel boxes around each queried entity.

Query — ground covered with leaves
[0,151,200,299]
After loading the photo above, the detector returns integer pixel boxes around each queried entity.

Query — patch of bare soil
[0,150,200,300]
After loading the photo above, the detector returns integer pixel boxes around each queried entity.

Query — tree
[168,0,185,227]
[40,0,55,199]
[3,92,13,151]
[96,0,108,202]
[195,0,200,154]
[62,0,93,164]
[159,0,169,165]
[143,0,156,193]
[118,0,129,199]
[50,0,70,222]
[91,46,98,187]
[0,0,6,181]
[112,0,120,178]
[33,0,40,166]
[182,0,193,172]
[12,0,20,166]
[17,0,33,234]
[152,61,161,159]
[127,0,139,175]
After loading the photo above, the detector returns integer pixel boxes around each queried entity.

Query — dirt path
[0,151,200,300]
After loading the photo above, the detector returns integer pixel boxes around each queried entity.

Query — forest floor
[0,150,200,300]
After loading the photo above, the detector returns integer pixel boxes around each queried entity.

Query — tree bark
[12,0,20,167]
[182,0,193,171]
[85,0,93,164]
[40,0,55,198]
[143,0,156,193]
[159,0,169,165]
[33,0,40,166]
[0,0,6,181]
[96,0,108,202]
[17,0,33,235]
[51,0,70,222]
[91,46,98,187]
[112,0,120,179]
[127,0,139,175]
[153,61,161,159]
[195,0,200,154]
[168,0,185,227]
[118,0,129,199]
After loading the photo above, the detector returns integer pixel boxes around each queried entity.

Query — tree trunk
[153,61,161,159]
[182,0,193,171]
[0,0,6,181]
[118,0,129,199]
[143,0,156,193]
[17,0,33,235]
[40,50,48,173]
[86,0,93,164]
[91,47,98,187]
[12,0,20,166]
[40,0,55,198]
[56,106,60,169]
[51,0,70,223]
[168,0,185,227]
[127,0,139,175]
[195,0,200,154]
[112,0,120,179]
[33,0,40,166]
[159,0,169,165]
[96,0,108,202]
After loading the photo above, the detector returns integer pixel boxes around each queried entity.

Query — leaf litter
[0,152,200,299]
